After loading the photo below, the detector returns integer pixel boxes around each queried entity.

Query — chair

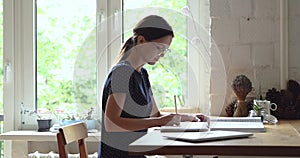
[56,122,88,158]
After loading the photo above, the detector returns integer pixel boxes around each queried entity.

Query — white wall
[289,0,300,81]
[209,0,282,116]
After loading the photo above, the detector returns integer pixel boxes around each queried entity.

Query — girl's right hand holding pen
[158,114,181,126]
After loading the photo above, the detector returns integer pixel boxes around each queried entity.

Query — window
[121,0,211,113]
[0,1,4,157]
[123,0,188,108]
[36,0,97,118]
[0,0,3,115]
[6,0,211,128]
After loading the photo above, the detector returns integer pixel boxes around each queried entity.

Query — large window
[5,0,210,128]
[123,0,188,108]
[36,0,97,117]
[0,1,3,114]
[35,0,191,115]
[0,2,3,157]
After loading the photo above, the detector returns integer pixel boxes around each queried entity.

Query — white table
[129,120,300,157]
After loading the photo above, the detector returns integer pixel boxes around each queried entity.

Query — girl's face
[137,35,173,65]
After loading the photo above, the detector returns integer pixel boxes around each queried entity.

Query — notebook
[160,117,265,133]
[162,130,253,142]
[209,116,262,122]
[209,121,265,132]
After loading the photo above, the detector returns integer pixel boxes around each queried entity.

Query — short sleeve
[111,65,135,94]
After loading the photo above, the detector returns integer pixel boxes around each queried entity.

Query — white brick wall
[230,45,252,68]
[210,0,230,18]
[230,0,252,19]
[253,44,274,67]
[211,19,240,45]
[289,0,300,82]
[240,18,276,43]
[253,0,278,18]
[209,0,284,116]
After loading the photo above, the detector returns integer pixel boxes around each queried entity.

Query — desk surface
[129,120,300,157]
[0,130,101,142]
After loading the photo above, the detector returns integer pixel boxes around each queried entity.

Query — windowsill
[160,107,200,113]
[0,130,100,157]
[0,130,100,142]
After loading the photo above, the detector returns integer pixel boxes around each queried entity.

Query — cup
[254,99,277,114]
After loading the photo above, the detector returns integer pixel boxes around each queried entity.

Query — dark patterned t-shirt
[99,60,153,158]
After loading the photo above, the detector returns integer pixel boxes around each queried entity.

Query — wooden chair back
[56,122,88,158]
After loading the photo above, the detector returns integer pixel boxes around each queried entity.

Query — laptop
[162,130,253,142]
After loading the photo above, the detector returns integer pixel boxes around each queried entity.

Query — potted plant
[250,103,264,121]
[61,107,97,130]
[36,108,53,132]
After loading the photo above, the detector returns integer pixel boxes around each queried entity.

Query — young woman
[99,15,208,158]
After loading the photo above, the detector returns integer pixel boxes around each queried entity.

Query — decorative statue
[231,74,253,117]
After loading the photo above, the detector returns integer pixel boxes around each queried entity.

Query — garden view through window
[123,0,188,109]
[36,0,97,118]
[36,0,187,117]
[0,0,3,114]
[1,1,4,157]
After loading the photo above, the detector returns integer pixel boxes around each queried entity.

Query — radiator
[28,151,98,158]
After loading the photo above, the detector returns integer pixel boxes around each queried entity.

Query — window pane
[123,0,187,108]
[0,1,3,157]
[36,0,97,117]
[0,0,3,115]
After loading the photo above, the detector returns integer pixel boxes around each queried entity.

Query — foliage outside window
[36,0,97,115]
[0,0,3,115]
[124,0,188,108]
[36,0,188,117]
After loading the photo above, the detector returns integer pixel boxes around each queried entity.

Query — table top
[0,130,101,142]
[129,120,300,157]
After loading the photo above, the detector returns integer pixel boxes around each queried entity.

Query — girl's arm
[150,96,208,122]
[104,93,178,132]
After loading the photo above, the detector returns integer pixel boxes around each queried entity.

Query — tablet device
[162,130,253,142]
[160,122,208,132]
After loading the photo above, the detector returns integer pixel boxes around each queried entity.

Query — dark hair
[115,15,174,63]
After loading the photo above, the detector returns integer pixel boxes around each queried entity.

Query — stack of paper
[161,117,265,133]
[210,116,262,122]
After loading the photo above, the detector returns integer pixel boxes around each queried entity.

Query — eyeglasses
[152,43,171,57]
[160,48,171,57]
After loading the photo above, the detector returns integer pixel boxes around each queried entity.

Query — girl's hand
[158,114,181,126]
[196,113,210,122]
[180,113,210,122]
[180,114,200,122]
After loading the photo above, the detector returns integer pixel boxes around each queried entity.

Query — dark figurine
[231,74,253,117]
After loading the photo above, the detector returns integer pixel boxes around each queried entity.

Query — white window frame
[3,0,16,133]
[4,0,36,130]
[187,0,211,115]
[4,0,210,130]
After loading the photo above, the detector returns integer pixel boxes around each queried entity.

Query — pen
[207,117,211,132]
[174,95,177,114]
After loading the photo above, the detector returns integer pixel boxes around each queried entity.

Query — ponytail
[114,15,174,65]
[114,36,137,64]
